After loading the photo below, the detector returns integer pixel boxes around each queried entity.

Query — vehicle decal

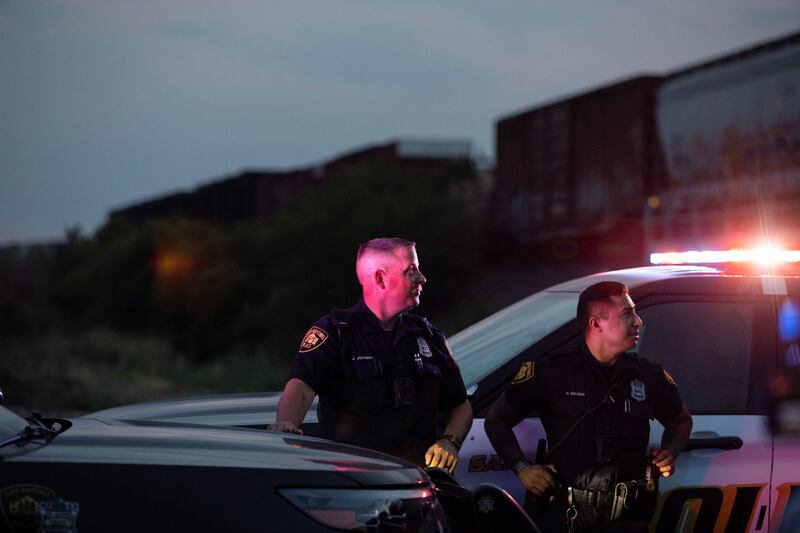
[39,499,79,533]
[770,482,800,531]
[299,326,329,352]
[512,361,534,384]
[468,454,509,473]
[648,483,800,532]
[1,485,55,533]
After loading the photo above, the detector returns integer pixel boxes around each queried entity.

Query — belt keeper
[567,486,574,506]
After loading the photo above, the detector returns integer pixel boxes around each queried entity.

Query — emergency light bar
[650,248,800,265]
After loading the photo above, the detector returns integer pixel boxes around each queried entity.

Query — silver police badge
[630,379,646,402]
[417,338,432,358]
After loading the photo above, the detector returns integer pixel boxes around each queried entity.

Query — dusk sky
[2,1,799,245]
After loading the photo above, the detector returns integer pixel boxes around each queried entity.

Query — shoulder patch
[512,361,534,384]
[299,326,329,353]
[662,369,677,386]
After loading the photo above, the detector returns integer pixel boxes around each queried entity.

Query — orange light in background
[155,252,194,278]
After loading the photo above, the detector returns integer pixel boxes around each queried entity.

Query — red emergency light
[650,247,800,266]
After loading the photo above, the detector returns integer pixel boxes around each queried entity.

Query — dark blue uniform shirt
[291,299,467,464]
[506,341,683,485]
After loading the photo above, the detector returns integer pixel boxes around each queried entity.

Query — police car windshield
[0,406,30,441]
[449,291,579,389]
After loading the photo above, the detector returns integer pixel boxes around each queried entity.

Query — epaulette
[628,353,660,368]
[407,313,435,339]
[330,307,350,329]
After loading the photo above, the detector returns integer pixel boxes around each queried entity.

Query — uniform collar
[578,340,638,380]
[351,299,423,338]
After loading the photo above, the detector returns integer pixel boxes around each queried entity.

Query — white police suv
[452,250,800,532]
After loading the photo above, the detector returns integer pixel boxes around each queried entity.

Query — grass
[0,329,290,414]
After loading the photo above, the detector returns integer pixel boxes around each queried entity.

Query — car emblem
[477,495,495,514]
[630,379,646,402]
[1,484,56,533]
[417,338,432,358]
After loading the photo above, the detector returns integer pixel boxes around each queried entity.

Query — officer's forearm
[441,400,473,445]
[275,378,317,427]
[485,393,527,466]
[660,403,693,457]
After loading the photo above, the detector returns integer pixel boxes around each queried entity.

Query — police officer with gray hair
[269,237,472,472]
[485,281,692,532]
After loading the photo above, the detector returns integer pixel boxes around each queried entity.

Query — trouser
[535,502,648,533]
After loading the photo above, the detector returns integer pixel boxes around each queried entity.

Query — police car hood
[12,416,425,485]
[87,392,310,428]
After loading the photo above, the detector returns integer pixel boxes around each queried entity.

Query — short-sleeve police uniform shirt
[505,341,683,483]
[291,299,467,463]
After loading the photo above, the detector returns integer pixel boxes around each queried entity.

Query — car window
[450,291,579,388]
[635,301,754,413]
[0,406,28,439]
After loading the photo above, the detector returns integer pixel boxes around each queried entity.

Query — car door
[769,291,800,532]
[634,295,774,532]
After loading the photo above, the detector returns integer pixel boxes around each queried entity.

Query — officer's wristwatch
[440,434,462,450]
[512,460,533,476]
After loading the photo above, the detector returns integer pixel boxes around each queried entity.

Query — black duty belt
[561,486,615,508]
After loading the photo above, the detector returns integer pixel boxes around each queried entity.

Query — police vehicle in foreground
[0,402,448,532]
[91,248,800,531]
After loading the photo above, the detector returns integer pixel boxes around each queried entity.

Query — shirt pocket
[352,356,383,379]
[348,356,387,413]
[622,400,653,448]
[551,396,590,441]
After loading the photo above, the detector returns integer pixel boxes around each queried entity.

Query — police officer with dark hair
[485,281,693,532]
[269,237,473,472]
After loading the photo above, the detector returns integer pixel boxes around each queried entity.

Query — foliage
[2,159,488,410]
[0,329,290,412]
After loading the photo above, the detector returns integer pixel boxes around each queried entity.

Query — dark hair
[576,281,629,330]
[356,237,416,262]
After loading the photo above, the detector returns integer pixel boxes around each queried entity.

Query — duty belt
[561,479,647,532]
[561,486,615,508]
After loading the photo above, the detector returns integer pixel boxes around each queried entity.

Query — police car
[90,249,800,531]
[0,403,447,532]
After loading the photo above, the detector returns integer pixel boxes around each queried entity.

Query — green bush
[0,329,288,413]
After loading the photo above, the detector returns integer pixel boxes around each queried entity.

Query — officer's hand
[650,447,675,477]
[518,464,557,496]
[267,421,304,435]
[425,439,459,474]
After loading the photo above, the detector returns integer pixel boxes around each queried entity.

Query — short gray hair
[356,237,416,263]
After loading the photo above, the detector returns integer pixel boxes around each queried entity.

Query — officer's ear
[588,315,602,333]
[375,269,386,289]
